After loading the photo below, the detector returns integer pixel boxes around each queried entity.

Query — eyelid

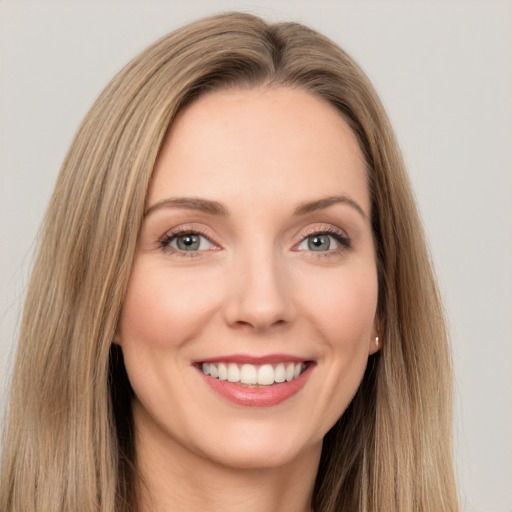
[297,224,349,242]
[158,224,221,255]
[299,224,348,239]
[292,224,351,252]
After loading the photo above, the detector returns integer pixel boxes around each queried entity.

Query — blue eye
[298,234,337,251]
[162,232,213,252]
[297,231,350,252]
[308,234,332,251]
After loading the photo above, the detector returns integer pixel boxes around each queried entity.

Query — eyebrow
[144,194,367,219]
[145,197,229,217]
[294,195,368,219]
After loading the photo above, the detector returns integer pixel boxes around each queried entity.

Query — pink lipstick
[194,355,314,407]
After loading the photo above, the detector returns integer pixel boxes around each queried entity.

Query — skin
[116,86,379,512]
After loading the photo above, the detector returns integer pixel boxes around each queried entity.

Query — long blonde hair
[1,12,459,512]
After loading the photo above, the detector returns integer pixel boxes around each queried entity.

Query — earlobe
[113,330,122,346]
[368,335,381,355]
[369,314,382,355]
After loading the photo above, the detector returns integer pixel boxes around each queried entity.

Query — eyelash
[158,226,351,257]
[296,227,352,255]
[159,228,215,257]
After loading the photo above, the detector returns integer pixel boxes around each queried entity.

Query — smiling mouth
[199,361,308,387]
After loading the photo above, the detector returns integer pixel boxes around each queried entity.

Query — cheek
[303,265,378,350]
[117,260,220,350]
[288,262,378,438]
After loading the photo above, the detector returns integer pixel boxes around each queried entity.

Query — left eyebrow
[293,195,368,219]
[144,197,229,217]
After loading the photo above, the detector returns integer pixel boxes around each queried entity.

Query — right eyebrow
[144,197,229,217]
[294,195,368,220]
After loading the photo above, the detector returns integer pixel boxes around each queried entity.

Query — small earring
[375,336,379,347]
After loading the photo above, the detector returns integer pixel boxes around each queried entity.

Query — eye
[295,229,351,253]
[297,234,337,251]
[161,231,214,252]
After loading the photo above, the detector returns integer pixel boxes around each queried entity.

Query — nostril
[231,317,288,332]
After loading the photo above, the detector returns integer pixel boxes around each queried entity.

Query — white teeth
[257,364,275,386]
[285,363,295,382]
[240,364,257,385]
[227,363,240,382]
[201,361,306,385]
[218,362,227,381]
[274,363,286,383]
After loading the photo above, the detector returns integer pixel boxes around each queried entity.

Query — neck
[133,408,320,512]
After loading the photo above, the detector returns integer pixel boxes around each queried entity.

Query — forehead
[148,86,369,214]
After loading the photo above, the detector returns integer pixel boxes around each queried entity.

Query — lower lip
[198,365,313,407]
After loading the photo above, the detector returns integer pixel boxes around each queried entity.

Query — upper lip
[193,353,312,365]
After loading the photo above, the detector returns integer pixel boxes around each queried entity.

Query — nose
[223,246,294,332]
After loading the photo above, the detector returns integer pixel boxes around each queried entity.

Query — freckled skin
[117,87,379,474]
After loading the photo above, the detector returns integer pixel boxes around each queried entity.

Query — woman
[0,12,459,512]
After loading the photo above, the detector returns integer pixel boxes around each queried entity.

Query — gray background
[1,1,511,511]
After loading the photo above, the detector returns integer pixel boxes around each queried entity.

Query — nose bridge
[224,238,293,331]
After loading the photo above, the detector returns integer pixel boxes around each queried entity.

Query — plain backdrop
[0,1,511,511]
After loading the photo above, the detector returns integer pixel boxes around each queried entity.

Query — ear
[368,333,381,355]
[368,319,382,355]
[113,325,122,346]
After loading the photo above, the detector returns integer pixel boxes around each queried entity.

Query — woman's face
[117,86,379,469]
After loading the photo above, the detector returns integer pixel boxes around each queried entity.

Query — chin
[182,417,324,471]
[200,436,320,471]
